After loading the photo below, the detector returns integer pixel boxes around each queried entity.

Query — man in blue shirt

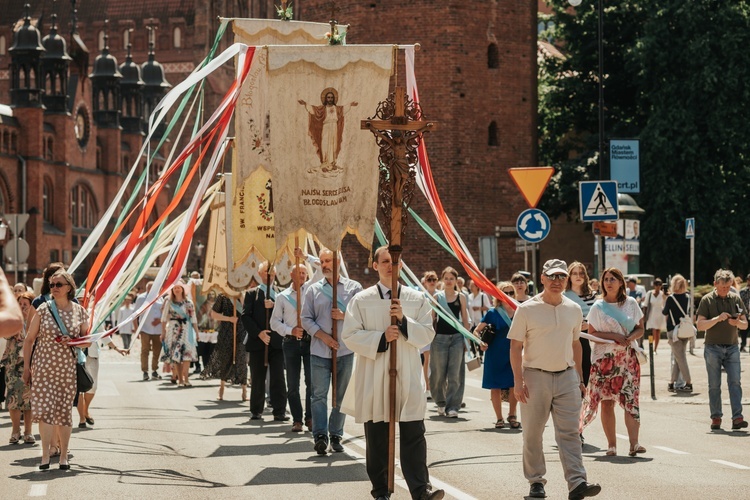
[301,248,362,455]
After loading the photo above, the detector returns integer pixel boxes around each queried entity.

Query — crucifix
[361,86,437,493]
[328,1,340,38]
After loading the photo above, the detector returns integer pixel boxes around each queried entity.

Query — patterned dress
[31,302,88,427]
[581,297,644,430]
[2,330,31,411]
[161,299,199,363]
[203,295,249,385]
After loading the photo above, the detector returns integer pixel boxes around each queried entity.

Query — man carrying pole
[271,258,312,432]
[360,85,436,494]
[343,246,444,500]
[301,248,361,455]
[241,261,288,421]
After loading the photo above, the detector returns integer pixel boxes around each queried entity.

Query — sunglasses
[546,274,567,281]
[49,282,68,288]
[503,290,515,296]
[425,278,437,282]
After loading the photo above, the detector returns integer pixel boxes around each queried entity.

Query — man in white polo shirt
[509,259,600,500]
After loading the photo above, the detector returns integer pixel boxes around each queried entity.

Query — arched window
[173,26,182,49]
[487,43,499,69]
[0,35,6,55]
[122,29,130,49]
[98,30,105,50]
[42,178,53,222]
[488,121,499,147]
[10,133,17,153]
[1,130,7,152]
[71,184,98,230]
[122,155,130,173]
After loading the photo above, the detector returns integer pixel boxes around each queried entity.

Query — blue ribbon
[170,302,196,346]
[280,288,298,309]
[47,299,86,363]
[319,281,347,313]
[592,299,636,333]
[258,284,276,300]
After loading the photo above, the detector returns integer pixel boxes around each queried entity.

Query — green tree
[539,0,750,281]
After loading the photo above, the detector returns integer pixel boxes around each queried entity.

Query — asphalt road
[2,338,749,499]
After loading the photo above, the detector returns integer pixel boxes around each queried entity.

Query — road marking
[710,459,750,470]
[465,396,483,402]
[653,446,689,455]
[344,432,478,500]
[28,484,47,496]
[616,433,629,440]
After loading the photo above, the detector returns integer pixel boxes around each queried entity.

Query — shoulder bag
[47,300,94,393]
[668,295,696,340]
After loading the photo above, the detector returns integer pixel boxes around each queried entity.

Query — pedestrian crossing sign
[579,181,619,222]
[686,218,695,239]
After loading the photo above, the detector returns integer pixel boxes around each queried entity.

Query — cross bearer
[342,246,444,500]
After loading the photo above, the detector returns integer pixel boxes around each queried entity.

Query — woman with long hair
[582,267,645,457]
[662,274,693,393]
[430,267,470,418]
[3,291,35,444]
[476,282,519,429]
[23,271,91,470]
[161,282,200,387]
[564,262,597,388]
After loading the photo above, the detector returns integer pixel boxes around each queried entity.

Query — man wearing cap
[509,259,601,500]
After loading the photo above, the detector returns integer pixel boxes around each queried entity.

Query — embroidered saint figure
[298,88,358,173]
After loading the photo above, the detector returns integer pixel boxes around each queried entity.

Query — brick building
[0,0,537,287]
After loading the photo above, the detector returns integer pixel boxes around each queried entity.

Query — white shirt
[134,292,164,335]
[115,304,135,334]
[270,283,308,337]
[469,292,490,326]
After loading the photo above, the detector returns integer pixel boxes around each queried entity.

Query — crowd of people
[2,253,749,500]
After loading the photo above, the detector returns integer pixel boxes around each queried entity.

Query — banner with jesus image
[266,45,393,251]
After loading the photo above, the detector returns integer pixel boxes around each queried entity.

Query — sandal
[494,418,505,429]
[605,446,617,456]
[9,432,21,444]
[629,443,646,457]
[23,434,35,444]
[507,415,521,429]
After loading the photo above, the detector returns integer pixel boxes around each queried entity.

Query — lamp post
[570,0,605,276]
[195,241,205,275]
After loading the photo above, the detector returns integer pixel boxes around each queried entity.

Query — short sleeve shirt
[586,297,643,362]
[507,294,582,372]
[696,290,747,345]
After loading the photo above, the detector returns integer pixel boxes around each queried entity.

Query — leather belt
[527,366,572,375]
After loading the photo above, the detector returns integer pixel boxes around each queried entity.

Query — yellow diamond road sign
[508,167,555,208]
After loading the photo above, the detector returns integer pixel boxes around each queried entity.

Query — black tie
[386,289,391,299]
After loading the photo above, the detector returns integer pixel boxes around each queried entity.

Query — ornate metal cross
[361,86,436,494]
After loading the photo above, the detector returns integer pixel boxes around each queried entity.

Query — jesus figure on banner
[298,88,358,173]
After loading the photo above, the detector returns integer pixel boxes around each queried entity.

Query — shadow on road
[246,462,368,486]
[11,465,229,487]
[209,440,310,457]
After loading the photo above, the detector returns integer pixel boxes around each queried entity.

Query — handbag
[466,353,482,371]
[668,296,696,340]
[47,299,94,393]
[478,324,496,346]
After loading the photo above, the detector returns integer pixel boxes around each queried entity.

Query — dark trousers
[741,331,748,351]
[364,420,430,499]
[249,348,287,417]
[196,341,214,370]
[580,337,591,386]
[283,337,311,423]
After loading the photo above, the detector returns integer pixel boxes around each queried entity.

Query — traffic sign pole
[686,218,695,318]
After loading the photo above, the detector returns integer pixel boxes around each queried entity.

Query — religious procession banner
[228,19,337,286]
[266,45,393,252]
[202,191,243,298]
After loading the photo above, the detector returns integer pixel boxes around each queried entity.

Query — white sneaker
[437,406,446,416]
[425,390,432,401]
[447,409,459,418]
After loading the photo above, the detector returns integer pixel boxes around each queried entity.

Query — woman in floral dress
[23,271,90,470]
[582,267,646,457]
[204,293,249,401]
[3,291,35,444]
[161,282,199,387]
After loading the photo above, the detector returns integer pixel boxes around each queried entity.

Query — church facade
[0,0,535,286]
